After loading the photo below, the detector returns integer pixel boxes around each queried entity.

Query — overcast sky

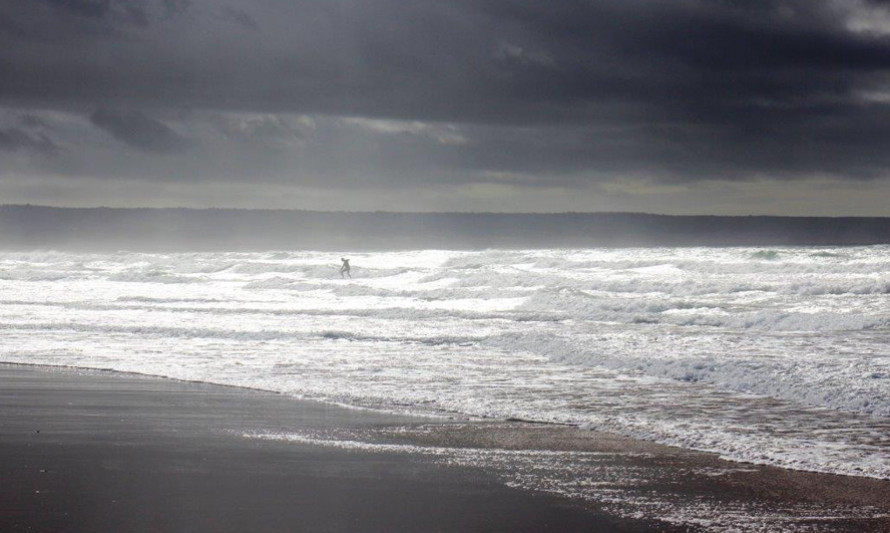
[2,0,890,214]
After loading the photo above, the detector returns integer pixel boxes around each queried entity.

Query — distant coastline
[2,205,890,251]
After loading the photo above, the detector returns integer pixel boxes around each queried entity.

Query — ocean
[1,246,887,485]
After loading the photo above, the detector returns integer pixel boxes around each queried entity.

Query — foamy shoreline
[3,364,888,533]
[1,247,887,480]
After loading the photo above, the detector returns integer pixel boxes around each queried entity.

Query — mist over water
[3,206,890,250]
[0,246,887,479]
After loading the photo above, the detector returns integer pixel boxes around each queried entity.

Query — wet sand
[1,364,887,532]
[388,422,890,531]
[0,365,674,533]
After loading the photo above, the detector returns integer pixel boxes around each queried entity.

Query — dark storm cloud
[0,127,60,154]
[2,0,890,200]
[12,0,886,121]
[38,0,186,24]
[218,6,258,31]
[41,0,116,19]
[90,109,191,153]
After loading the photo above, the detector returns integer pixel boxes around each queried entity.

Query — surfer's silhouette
[339,258,351,278]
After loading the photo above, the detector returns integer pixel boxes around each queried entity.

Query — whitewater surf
[0,247,887,481]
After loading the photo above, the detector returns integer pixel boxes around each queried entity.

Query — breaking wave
[0,246,887,480]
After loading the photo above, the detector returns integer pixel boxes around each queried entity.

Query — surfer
[339,258,351,278]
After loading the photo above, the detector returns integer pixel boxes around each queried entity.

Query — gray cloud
[1,0,890,213]
[218,6,257,31]
[0,126,60,154]
[89,108,191,154]
[41,0,115,19]
[38,0,186,25]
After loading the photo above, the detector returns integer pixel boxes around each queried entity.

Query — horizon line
[2,204,890,220]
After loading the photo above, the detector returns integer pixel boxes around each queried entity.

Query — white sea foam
[0,246,887,485]
[246,428,888,533]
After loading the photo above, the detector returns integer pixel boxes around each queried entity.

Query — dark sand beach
[0,365,675,533]
[1,364,888,533]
